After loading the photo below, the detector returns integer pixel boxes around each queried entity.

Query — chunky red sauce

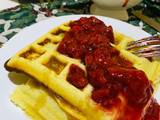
[67,64,88,89]
[57,17,159,120]
[142,99,160,120]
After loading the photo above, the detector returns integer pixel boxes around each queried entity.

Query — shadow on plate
[8,72,29,85]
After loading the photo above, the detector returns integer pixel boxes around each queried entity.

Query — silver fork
[126,36,160,58]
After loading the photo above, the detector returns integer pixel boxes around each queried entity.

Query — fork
[126,36,160,58]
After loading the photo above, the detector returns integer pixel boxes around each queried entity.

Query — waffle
[5,19,160,120]
[11,79,69,120]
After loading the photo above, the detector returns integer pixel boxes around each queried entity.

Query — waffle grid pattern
[7,22,160,120]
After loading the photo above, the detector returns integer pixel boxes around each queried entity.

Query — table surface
[0,0,159,47]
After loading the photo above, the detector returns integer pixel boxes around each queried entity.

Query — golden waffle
[5,20,160,120]
[11,79,69,120]
[11,78,87,120]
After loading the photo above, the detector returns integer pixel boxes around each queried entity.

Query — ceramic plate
[0,15,159,120]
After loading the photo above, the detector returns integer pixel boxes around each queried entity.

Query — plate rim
[0,15,157,120]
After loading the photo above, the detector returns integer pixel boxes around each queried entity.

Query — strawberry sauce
[57,17,159,120]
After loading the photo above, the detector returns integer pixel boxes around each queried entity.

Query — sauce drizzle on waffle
[5,17,160,120]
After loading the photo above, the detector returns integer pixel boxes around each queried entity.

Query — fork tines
[127,36,160,58]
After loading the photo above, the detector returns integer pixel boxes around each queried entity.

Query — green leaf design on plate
[47,1,62,10]
[155,17,160,23]
[5,31,17,39]
[21,4,33,10]
[128,16,141,26]
[143,23,158,35]
[0,4,35,20]
[63,0,91,9]
[0,24,4,33]
[47,0,91,9]
[10,13,36,29]
[9,10,31,20]
[143,0,160,16]
[55,12,73,16]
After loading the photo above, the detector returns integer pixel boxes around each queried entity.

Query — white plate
[0,15,159,120]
